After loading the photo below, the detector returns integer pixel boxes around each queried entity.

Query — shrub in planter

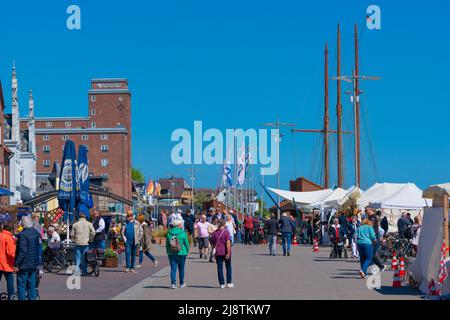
[102,249,119,268]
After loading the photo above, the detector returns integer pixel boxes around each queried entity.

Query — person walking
[71,213,96,276]
[225,214,236,245]
[14,216,40,300]
[210,220,233,289]
[243,214,254,245]
[410,216,422,254]
[136,216,159,268]
[195,215,211,259]
[356,219,377,279]
[0,221,16,300]
[169,209,184,229]
[208,217,219,262]
[278,212,294,256]
[91,209,106,250]
[266,214,279,256]
[366,207,386,272]
[182,209,196,245]
[121,211,143,273]
[397,212,413,238]
[348,215,360,259]
[166,220,190,289]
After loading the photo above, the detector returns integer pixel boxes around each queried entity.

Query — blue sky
[0,0,449,192]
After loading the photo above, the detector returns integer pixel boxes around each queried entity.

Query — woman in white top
[225,214,236,244]
[410,216,422,254]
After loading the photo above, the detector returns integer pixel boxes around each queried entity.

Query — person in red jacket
[243,214,254,245]
[0,222,16,300]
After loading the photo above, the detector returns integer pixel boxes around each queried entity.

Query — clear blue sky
[0,0,449,192]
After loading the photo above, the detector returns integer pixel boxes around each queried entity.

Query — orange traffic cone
[398,257,406,278]
[292,235,299,246]
[392,268,402,288]
[312,238,319,252]
[391,252,398,270]
[427,279,441,300]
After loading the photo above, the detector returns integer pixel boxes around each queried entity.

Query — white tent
[267,186,361,208]
[366,183,432,209]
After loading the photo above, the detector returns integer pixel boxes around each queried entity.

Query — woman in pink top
[210,220,233,289]
[194,215,211,259]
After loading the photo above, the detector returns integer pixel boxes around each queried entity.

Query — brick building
[21,78,132,208]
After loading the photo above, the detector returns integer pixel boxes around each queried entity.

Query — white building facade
[4,63,37,204]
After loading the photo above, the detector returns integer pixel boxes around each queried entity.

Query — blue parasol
[58,140,79,224]
[77,145,93,220]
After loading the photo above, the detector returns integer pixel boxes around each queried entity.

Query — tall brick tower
[88,79,132,203]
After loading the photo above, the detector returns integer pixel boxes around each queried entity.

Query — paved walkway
[113,244,423,300]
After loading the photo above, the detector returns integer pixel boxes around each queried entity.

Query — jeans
[139,250,156,264]
[216,256,232,285]
[16,269,37,300]
[91,239,105,250]
[168,255,187,285]
[372,242,384,269]
[125,242,137,269]
[357,243,374,274]
[281,232,292,254]
[0,271,15,300]
[268,235,277,255]
[74,245,89,275]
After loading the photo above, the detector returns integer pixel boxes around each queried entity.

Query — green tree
[132,167,145,183]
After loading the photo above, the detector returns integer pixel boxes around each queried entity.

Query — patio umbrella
[77,145,93,220]
[58,140,79,242]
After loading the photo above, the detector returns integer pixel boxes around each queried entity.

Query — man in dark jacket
[182,210,196,245]
[92,209,106,250]
[397,212,413,237]
[14,215,41,300]
[278,212,294,256]
[266,214,279,256]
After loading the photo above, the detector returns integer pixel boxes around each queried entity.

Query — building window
[62,145,65,151]
[101,134,108,140]
[91,122,96,128]
[62,135,70,141]
[101,145,108,152]
[43,135,50,141]
[43,145,50,152]
[65,122,71,127]
[82,135,89,141]
[43,160,50,167]
[101,173,109,179]
[91,109,96,116]
[46,122,52,127]
[91,95,96,102]
[101,159,109,167]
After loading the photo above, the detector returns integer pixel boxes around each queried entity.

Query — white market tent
[360,182,432,210]
[267,186,361,208]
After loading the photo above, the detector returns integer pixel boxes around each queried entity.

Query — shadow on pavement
[143,285,172,289]
[331,276,362,279]
[374,286,421,296]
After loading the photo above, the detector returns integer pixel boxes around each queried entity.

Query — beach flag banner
[146,179,155,196]
[223,158,233,187]
[237,149,246,186]
[437,241,450,293]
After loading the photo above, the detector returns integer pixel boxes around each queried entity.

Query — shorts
[198,237,209,249]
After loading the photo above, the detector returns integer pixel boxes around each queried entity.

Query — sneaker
[226,283,234,288]
[283,252,286,256]
[125,268,130,273]
[154,261,159,268]
[171,284,177,289]
[287,251,291,256]
[200,254,203,259]
[136,265,142,268]
[380,265,387,273]
[358,270,366,279]
[180,284,186,288]
[220,285,225,289]
[130,269,138,274]
[204,255,207,260]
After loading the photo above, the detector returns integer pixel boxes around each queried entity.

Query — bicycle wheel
[87,262,100,277]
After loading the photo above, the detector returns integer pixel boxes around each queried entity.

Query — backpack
[169,234,182,253]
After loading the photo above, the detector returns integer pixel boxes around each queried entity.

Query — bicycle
[85,248,105,277]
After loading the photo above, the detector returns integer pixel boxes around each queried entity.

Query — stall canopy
[359,182,431,209]
[267,186,361,208]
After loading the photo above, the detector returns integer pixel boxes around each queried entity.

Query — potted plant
[102,248,119,268]
[152,227,168,245]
